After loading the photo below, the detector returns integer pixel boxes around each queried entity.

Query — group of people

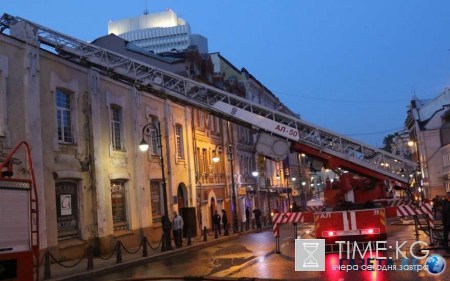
[212,207,262,235]
[246,207,262,229]
[431,192,450,249]
[212,209,228,235]
[171,206,264,246]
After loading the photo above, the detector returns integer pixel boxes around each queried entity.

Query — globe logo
[425,254,445,275]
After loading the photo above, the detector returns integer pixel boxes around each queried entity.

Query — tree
[380,134,394,153]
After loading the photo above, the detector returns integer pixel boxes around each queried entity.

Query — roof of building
[91,34,184,64]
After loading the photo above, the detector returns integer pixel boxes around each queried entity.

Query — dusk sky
[3,1,450,147]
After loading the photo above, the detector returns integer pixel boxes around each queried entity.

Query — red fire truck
[0,142,39,280]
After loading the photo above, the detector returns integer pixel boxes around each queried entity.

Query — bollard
[293,223,298,241]
[161,233,166,252]
[187,228,192,245]
[87,245,94,270]
[44,249,51,279]
[241,222,244,232]
[142,236,148,257]
[203,226,207,242]
[215,227,219,239]
[116,241,122,263]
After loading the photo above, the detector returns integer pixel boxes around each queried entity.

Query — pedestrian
[213,210,221,235]
[442,192,450,250]
[292,202,300,212]
[245,207,250,230]
[432,195,440,219]
[253,208,262,229]
[222,209,228,235]
[172,211,184,248]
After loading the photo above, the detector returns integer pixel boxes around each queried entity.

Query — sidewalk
[40,227,267,281]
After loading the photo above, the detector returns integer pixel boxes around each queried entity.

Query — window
[209,115,215,132]
[199,111,205,128]
[110,105,122,150]
[175,124,185,159]
[150,180,162,217]
[55,182,79,237]
[56,90,73,143]
[110,181,127,229]
[195,147,200,175]
[149,116,160,156]
[202,149,207,173]
[444,152,450,168]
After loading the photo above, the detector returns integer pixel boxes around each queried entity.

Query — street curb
[51,228,268,281]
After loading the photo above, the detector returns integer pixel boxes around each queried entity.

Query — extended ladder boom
[0,13,418,183]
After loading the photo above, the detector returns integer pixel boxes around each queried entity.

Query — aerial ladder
[0,14,433,253]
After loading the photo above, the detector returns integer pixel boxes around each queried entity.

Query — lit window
[56,90,73,143]
[150,180,162,217]
[110,105,122,150]
[110,181,127,229]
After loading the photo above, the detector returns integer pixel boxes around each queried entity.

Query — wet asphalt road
[94,219,449,281]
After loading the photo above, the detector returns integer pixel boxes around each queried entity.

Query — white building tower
[108,9,208,54]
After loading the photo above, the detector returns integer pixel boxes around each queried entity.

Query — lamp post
[291,177,296,211]
[139,121,173,251]
[301,180,306,206]
[252,171,260,209]
[213,144,239,233]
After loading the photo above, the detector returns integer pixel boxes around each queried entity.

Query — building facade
[405,89,450,198]
[1,20,196,259]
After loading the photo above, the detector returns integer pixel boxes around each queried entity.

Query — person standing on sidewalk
[222,209,229,235]
[172,211,184,248]
[245,207,250,230]
[253,208,262,229]
[213,210,221,235]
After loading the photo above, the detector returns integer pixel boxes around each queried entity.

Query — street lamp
[213,144,239,233]
[301,180,306,206]
[139,121,173,251]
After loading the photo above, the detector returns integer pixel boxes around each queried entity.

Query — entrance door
[210,197,216,229]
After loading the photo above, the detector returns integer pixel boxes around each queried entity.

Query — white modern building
[108,9,208,54]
